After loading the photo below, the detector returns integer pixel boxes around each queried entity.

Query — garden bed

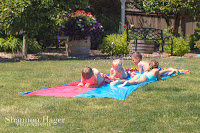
[0,47,199,62]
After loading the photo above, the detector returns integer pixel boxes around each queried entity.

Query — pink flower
[123,24,127,28]
[75,10,80,14]
[80,10,86,14]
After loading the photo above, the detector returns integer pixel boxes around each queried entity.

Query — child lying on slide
[109,59,130,80]
[111,60,161,87]
[131,52,178,76]
[77,67,112,88]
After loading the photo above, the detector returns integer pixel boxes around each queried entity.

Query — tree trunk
[173,13,181,37]
[22,34,28,59]
[162,14,171,28]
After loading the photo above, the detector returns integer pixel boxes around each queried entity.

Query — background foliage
[164,36,190,56]
[0,0,199,54]
[188,27,200,51]
[99,30,130,55]
[162,28,190,56]
[130,0,200,36]
[0,35,41,53]
[0,35,22,53]
[0,0,121,51]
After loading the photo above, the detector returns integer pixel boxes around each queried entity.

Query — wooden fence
[125,7,200,39]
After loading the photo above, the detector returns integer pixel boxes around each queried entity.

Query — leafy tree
[0,0,121,56]
[1,0,65,56]
[130,0,200,36]
[89,0,121,34]
[0,0,91,57]
[0,0,29,36]
[1,0,55,57]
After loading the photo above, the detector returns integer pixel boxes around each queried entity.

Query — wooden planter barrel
[130,40,155,54]
[66,37,91,57]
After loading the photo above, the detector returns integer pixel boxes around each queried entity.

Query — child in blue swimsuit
[111,60,161,87]
[131,52,178,77]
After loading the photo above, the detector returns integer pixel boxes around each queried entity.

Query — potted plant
[60,10,104,57]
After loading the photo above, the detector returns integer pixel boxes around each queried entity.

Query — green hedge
[98,31,130,55]
[188,27,200,50]
[164,36,190,56]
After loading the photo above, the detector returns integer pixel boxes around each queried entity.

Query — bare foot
[168,68,178,75]
[110,81,120,86]
[117,81,129,87]
[118,84,125,87]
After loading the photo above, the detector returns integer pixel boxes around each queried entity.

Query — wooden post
[22,34,28,59]
[120,0,126,32]
[57,36,69,56]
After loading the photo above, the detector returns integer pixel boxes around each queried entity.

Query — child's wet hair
[82,67,93,79]
[149,60,159,70]
[131,52,142,59]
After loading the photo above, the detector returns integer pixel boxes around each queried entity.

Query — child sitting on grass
[131,52,178,76]
[109,59,130,80]
[111,60,161,87]
[77,67,112,88]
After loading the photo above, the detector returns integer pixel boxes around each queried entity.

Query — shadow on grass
[0,52,124,63]
[0,57,21,63]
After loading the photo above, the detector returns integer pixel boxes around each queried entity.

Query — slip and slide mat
[22,68,191,100]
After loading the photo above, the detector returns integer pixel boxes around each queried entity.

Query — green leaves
[131,0,200,36]
[189,27,200,50]
[0,0,91,48]
[0,35,22,52]
[0,0,29,33]
[0,35,41,53]
[99,31,130,55]
[164,36,190,56]
[134,0,199,15]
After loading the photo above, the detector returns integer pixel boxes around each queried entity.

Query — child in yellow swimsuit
[111,60,161,87]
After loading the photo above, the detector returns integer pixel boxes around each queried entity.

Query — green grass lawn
[0,58,199,132]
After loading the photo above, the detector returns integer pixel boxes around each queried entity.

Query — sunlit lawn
[0,58,199,132]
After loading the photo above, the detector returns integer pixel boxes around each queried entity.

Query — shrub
[0,38,6,52]
[35,25,58,49]
[194,39,200,50]
[98,31,130,55]
[27,38,42,54]
[188,27,200,50]
[164,36,190,56]
[0,36,41,54]
[0,35,22,53]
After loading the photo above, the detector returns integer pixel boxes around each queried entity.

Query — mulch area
[0,47,199,63]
